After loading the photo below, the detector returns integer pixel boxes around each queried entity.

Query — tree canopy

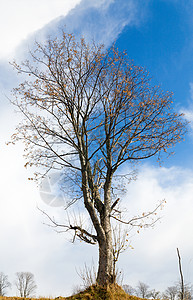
[10,32,187,285]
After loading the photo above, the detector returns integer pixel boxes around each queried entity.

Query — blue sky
[1,0,193,297]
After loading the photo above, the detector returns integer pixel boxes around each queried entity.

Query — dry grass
[0,298,48,300]
[0,285,146,300]
[64,284,144,300]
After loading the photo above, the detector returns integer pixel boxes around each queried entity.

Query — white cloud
[0,1,152,295]
[31,0,148,51]
[0,0,80,59]
[0,105,93,297]
[181,82,193,131]
[119,165,193,291]
[1,0,192,296]
[1,105,193,296]
[189,82,193,101]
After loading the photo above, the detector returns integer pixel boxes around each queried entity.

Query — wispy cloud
[181,83,193,132]
[188,82,193,101]
[19,0,149,52]
[58,0,148,46]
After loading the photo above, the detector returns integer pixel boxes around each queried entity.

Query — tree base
[65,284,139,299]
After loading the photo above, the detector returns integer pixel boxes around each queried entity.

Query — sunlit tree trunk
[97,174,114,285]
[97,239,114,285]
[97,221,114,285]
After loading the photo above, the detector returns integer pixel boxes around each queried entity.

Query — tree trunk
[96,204,114,285]
[177,248,184,300]
[96,236,114,285]
[96,171,114,285]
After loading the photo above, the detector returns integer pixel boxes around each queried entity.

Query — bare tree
[0,272,11,296]
[136,281,151,298]
[163,286,178,300]
[177,282,193,300]
[183,284,193,300]
[10,32,187,285]
[123,284,136,295]
[177,248,185,300]
[77,261,97,289]
[15,272,37,297]
[112,224,133,281]
[149,289,161,299]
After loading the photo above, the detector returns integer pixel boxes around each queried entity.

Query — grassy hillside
[65,284,142,299]
[0,285,145,300]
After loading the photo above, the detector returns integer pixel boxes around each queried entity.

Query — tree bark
[97,175,114,285]
[80,157,114,285]
[97,222,114,285]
